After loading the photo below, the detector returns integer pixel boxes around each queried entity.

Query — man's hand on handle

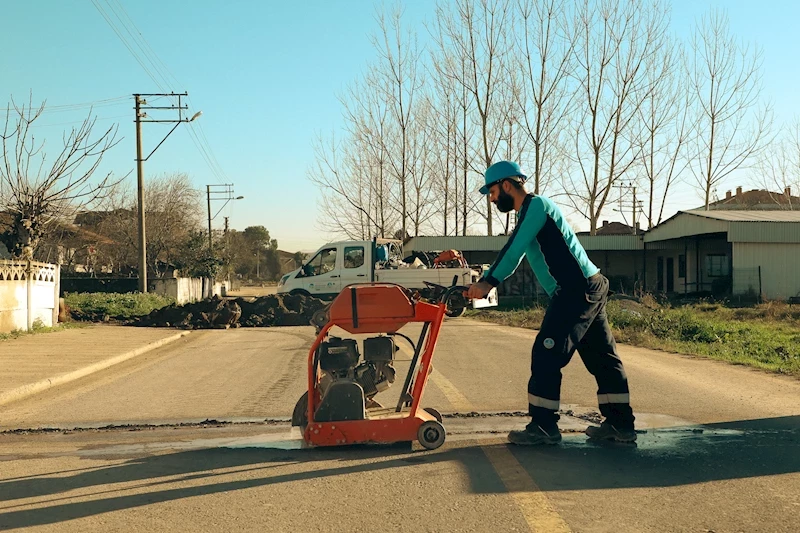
[466,280,492,300]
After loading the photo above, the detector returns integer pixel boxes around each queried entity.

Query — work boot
[507,423,562,446]
[585,421,637,442]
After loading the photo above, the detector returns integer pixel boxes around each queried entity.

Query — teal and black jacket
[482,194,599,296]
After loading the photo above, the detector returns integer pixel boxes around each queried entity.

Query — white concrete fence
[149,277,228,305]
[1,258,229,333]
[0,260,60,333]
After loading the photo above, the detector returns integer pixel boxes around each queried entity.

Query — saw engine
[292,335,397,426]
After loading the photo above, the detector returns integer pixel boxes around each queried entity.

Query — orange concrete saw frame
[303,283,451,449]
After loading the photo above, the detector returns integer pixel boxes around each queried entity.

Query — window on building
[705,254,729,278]
[678,254,686,278]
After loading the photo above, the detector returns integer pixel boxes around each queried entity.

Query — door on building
[666,257,674,293]
[657,256,664,292]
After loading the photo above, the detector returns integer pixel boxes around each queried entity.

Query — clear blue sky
[2,1,799,251]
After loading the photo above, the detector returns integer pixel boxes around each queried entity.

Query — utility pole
[207,185,213,253]
[206,184,244,254]
[614,181,643,235]
[133,92,201,293]
[135,96,146,293]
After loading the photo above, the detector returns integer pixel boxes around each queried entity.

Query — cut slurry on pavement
[0,419,797,533]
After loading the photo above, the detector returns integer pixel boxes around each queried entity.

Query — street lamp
[134,91,202,293]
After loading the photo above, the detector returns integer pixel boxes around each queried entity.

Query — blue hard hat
[480,161,528,194]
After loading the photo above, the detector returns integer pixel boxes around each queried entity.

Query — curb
[0,331,192,407]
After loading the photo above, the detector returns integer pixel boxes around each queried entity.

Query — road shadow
[0,416,797,529]
[508,415,800,493]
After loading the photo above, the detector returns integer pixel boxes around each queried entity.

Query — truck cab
[286,241,371,298]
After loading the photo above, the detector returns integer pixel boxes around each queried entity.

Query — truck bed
[373,267,475,289]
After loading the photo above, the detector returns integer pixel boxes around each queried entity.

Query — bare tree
[341,67,395,238]
[408,96,440,236]
[688,8,773,210]
[514,0,575,195]
[372,5,425,240]
[98,172,202,277]
[567,0,669,234]
[308,133,385,240]
[429,22,478,236]
[755,118,800,210]
[435,0,515,236]
[426,62,459,235]
[0,95,122,258]
[634,37,696,229]
[308,5,423,242]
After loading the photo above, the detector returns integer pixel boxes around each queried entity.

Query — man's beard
[494,189,515,213]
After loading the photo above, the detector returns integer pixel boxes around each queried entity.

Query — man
[466,161,636,445]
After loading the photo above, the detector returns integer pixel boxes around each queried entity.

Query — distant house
[277,249,304,276]
[709,185,799,210]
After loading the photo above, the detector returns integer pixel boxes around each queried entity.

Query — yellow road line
[398,342,571,533]
[483,445,572,533]
[428,370,472,412]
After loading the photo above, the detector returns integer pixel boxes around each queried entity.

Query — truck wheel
[444,291,467,318]
[445,305,466,318]
[289,289,311,297]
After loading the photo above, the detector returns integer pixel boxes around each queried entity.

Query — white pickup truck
[276,239,497,316]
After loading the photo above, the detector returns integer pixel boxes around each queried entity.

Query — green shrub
[64,292,175,320]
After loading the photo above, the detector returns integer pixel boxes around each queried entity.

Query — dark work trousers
[528,273,635,429]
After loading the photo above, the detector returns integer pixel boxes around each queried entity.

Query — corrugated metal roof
[644,210,800,243]
[643,212,729,242]
[684,210,800,222]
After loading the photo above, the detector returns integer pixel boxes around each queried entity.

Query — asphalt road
[1,319,799,532]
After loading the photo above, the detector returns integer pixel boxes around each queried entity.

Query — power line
[91,0,230,184]
[91,0,165,91]
[0,96,129,113]
[31,114,130,128]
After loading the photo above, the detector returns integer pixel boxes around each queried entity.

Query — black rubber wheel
[417,420,446,450]
[424,407,443,423]
[289,289,311,297]
[445,305,466,318]
[291,391,309,427]
[445,292,467,318]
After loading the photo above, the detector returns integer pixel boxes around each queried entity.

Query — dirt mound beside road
[134,293,327,329]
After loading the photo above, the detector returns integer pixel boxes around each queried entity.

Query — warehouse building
[643,210,800,300]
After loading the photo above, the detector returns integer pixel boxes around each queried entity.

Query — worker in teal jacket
[466,161,637,445]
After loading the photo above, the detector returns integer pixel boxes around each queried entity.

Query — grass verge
[0,321,87,342]
[64,292,175,321]
[467,298,800,376]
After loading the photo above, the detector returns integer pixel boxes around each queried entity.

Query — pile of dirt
[134,293,328,329]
